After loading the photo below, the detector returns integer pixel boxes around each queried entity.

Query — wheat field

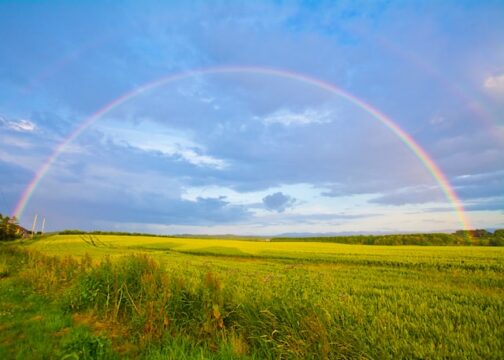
[1,234,503,359]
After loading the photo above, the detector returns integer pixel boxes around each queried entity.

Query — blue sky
[1,0,503,235]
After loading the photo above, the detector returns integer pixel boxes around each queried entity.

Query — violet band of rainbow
[12,66,472,231]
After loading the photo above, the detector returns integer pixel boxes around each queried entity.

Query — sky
[0,0,503,235]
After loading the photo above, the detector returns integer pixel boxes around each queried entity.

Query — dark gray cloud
[369,186,445,206]
[29,188,251,229]
[262,192,296,212]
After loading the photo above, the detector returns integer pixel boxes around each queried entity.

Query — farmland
[1,234,503,359]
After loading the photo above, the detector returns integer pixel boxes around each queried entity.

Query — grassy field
[1,234,503,359]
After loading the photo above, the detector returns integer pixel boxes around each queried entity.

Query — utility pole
[31,213,38,238]
[41,217,46,234]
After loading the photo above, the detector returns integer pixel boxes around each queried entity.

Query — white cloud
[484,74,504,93]
[126,139,227,169]
[174,147,227,169]
[98,121,228,169]
[10,119,36,132]
[0,116,36,132]
[259,108,333,126]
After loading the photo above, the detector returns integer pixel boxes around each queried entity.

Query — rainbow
[12,66,472,231]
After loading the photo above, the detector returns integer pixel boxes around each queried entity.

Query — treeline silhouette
[272,230,504,246]
[57,229,504,246]
[4,223,502,246]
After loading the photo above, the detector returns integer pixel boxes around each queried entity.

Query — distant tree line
[14,226,504,246]
[271,230,504,246]
[58,230,176,238]
[57,230,262,241]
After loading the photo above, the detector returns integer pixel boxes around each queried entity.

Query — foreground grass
[0,250,116,360]
[1,235,503,359]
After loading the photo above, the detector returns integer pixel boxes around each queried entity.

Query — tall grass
[64,255,253,355]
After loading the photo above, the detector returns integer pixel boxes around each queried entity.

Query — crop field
[1,234,503,359]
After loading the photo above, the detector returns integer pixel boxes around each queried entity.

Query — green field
[1,234,503,359]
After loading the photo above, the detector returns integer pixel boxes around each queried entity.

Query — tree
[0,213,22,241]
[490,229,504,246]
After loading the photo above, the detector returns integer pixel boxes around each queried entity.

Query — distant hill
[275,231,407,238]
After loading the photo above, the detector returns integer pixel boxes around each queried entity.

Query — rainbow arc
[12,66,472,231]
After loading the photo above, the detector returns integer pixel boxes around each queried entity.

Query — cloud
[484,73,504,92]
[452,171,504,200]
[130,141,228,169]
[320,179,405,198]
[0,115,36,132]
[426,196,504,213]
[95,120,229,169]
[262,192,296,212]
[369,186,445,206]
[259,108,333,126]
[464,196,504,214]
[29,181,252,226]
[367,171,504,207]
[464,197,504,212]
[403,173,504,218]
[430,129,504,177]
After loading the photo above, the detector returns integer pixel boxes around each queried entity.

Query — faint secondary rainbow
[12,66,472,231]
